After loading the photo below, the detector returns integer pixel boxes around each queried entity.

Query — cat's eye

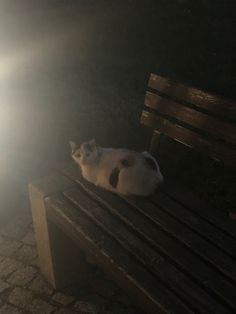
[76,153,81,158]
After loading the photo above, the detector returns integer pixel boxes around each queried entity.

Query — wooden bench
[29,73,236,314]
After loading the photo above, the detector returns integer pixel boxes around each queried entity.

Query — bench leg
[29,174,87,289]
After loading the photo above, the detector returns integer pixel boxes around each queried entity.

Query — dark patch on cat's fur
[144,156,157,171]
[121,159,130,167]
[109,157,134,188]
[109,168,120,188]
[120,155,134,167]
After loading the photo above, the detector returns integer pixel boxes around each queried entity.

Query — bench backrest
[141,73,236,168]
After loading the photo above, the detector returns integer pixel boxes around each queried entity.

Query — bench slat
[123,195,236,283]
[64,186,234,313]
[62,168,236,311]
[64,189,163,267]
[64,167,236,256]
[46,194,191,314]
[162,180,236,240]
[148,73,236,121]
[144,92,236,144]
[151,192,236,259]
[141,111,236,167]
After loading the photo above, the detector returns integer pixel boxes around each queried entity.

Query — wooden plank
[144,92,236,144]
[141,111,236,167]
[28,174,85,288]
[64,187,233,313]
[162,179,236,240]
[64,188,164,268]
[148,73,236,121]
[46,194,192,314]
[63,172,236,311]
[122,195,236,283]
[151,192,236,259]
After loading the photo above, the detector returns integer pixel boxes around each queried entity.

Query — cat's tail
[142,151,164,182]
[142,151,159,171]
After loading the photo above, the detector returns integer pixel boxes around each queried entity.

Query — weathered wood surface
[28,174,86,288]
[161,179,236,240]
[46,192,191,314]
[141,111,236,167]
[58,166,236,313]
[144,91,236,144]
[148,73,236,121]
[142,73,236,167]
[145,92,236,144]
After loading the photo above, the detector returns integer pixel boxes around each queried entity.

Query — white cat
[70,139,163,196]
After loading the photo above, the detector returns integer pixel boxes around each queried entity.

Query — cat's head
[69,139,99,166]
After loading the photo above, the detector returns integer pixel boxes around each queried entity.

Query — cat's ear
[69,141,77,153]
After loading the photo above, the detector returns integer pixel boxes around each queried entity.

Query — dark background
[0,0,235,218]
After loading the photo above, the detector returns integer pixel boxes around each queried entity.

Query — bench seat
[30,164,236,314]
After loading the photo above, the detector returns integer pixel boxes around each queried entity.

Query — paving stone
[52,292,74,305]
[8,287,33,308]
[0,212,32,240]
[29,257,39,268]
[74,301,99,313]
[7,266,37,286]
[0,258,24,278]
[14,245,37,262]
[27,299,56,314]
[22,230,36,246]
[0,303,21,314]
[0,278,10,293]
[29,275,53,296]
[0,239,22,257]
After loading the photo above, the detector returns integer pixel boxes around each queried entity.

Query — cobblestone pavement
[0,202,145,314]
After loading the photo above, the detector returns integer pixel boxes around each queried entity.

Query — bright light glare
[0,23,86,80]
